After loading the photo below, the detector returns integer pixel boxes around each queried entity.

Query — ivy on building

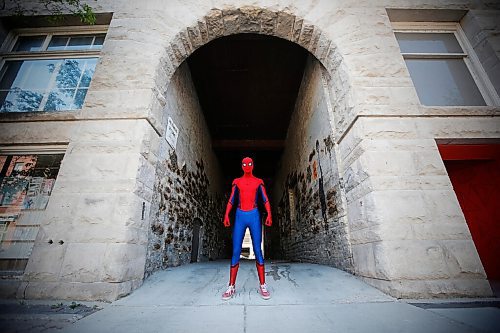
[4,0,97,25]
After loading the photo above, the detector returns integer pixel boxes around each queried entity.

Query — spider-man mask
[241,157,254,174]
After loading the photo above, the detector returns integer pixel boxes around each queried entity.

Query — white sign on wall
[166,117,179,149]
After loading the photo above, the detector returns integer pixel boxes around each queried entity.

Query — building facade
[0,0,499,301]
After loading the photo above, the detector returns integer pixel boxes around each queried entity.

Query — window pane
[395,32,463,53]
[0,58,97,112]
[12,36,45,52]
[56,58,97,90]
[0,88,43,112]
[0,153,64,273]
[66,36,94,50]
[47,36,70,50]
[74,88,88,108]
[0,60,57,112]
[0,61,23,90]
[0,59,58,91]
[78,58,97,88]
[405,59,486,106]
[48,35,98,51]
[44,89,75,111]
[91,34,105,49]
[56,59,84,89]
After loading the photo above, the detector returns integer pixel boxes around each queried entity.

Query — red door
[438,144,500,279]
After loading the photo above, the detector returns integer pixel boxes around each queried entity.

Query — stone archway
[145,5,355,276]
[146,6,352,138]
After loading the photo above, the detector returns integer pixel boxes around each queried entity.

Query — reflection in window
[395,31,486,106]
[0,58,97,112]
[0,31,105,113]
[0,153,64,273]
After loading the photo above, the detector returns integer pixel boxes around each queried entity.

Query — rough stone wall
[145,62,226,276]
[272,55,353,272]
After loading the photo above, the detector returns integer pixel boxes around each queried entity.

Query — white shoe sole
[222,293,234,300]
[259,291,271,300]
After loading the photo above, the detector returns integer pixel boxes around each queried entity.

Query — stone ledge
[360,276,493,299]
[15,279,143,302]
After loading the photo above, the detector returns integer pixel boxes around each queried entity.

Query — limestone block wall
[145,62,226,276]
[339,116,500,298]
[272,55,353,272]
[0,119,152,301]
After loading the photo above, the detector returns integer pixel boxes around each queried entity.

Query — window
[394,23,498,106]
[0,147,65,273]
[0,27,106,113]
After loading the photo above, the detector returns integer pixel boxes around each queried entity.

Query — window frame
[0,25,108,113]
[392,22,500,107]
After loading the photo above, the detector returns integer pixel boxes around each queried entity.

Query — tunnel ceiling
[187,33,308,182]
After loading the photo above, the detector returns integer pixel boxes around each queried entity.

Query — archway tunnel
[145,33,353,276]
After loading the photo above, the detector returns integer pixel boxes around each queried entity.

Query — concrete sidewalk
[3,260,500,332]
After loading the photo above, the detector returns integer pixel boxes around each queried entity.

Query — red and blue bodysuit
[222,157,272,300]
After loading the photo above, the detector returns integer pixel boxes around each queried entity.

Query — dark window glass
[66,36,94,50]
[48,35,98,51]
[395,32,463,53]
[47,36,69,51]
[12,36,45,52]
[91,34,106,49]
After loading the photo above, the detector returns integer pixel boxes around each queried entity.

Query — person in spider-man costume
[222,157,272,300]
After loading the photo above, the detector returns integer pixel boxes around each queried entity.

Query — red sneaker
[259,283,271,300]
[222,284,235,300]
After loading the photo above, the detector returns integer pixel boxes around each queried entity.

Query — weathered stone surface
[272,55,353,272]
[144,62,225,276]
[298,23,315,49]
[19,280,143,301]
[361,276,492,299]
[59,243,108,283]
[275,11,295,40]
[205,9,224,40]
[222,7,240,35]
[187,26,203,51]
[239,6,262,32]
[260,9,277,34]
[292,18,303,43]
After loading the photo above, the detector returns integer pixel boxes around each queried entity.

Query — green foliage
[69,301,81,309]
[12,0,97,25]
[50,302,64,309]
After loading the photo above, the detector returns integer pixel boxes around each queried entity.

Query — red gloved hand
[223,215,231,227]
[265,215,272,227]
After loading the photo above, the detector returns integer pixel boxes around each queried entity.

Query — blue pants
[231,208,264,266]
